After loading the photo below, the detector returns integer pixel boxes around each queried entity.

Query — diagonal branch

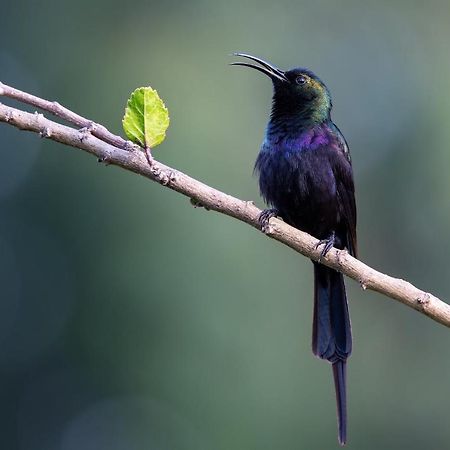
[0,81,128,149]
[1,82,450,328]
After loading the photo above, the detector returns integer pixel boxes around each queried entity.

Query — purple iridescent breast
[294,126,331,150]
[264,123,334,153]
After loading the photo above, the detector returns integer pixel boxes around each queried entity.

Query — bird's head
[231,52,332,123]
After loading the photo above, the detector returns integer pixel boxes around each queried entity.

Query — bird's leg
[315,231,336,262]
[258,208,280,232]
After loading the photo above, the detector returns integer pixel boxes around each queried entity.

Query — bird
[231,52,357,445]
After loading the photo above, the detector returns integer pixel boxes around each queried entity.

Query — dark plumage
[232,53,357,445]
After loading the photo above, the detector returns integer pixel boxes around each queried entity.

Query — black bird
[232,53,357,445]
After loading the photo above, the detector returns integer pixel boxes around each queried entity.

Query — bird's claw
[258,208,280,232]
[315,231,336,262]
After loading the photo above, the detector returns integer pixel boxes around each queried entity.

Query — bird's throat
[267,111,327,142]
[268,94,331,139]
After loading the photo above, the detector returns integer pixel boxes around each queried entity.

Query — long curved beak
[230,52,288,83]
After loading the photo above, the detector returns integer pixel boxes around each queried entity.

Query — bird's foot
[315,231,336,262]
[258,208,280,233]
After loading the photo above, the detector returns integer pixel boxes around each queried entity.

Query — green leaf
[122,86,170,149]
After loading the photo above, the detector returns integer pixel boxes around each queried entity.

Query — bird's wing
[331,123,352,165]
[338,170,357,258]
[330,137,357,258]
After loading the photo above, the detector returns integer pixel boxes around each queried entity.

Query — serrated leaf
[122,86,170,149]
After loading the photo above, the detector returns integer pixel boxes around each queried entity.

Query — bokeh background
[1,1,450,449]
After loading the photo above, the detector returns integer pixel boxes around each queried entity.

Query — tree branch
[1,81,449,328]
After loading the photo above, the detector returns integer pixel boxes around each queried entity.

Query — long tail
[312,263,352,446]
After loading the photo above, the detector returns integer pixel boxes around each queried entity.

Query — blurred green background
[1,0,450,449]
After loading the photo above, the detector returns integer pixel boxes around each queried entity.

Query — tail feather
[333,360,347,446]
[313,263,352,446]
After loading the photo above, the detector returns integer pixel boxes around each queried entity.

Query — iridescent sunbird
[232,52,357,446]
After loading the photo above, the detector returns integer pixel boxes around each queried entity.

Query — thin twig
[1,86,450,328]
[0,81,130,150]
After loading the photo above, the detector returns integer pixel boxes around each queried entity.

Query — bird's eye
[296,75,307,85]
